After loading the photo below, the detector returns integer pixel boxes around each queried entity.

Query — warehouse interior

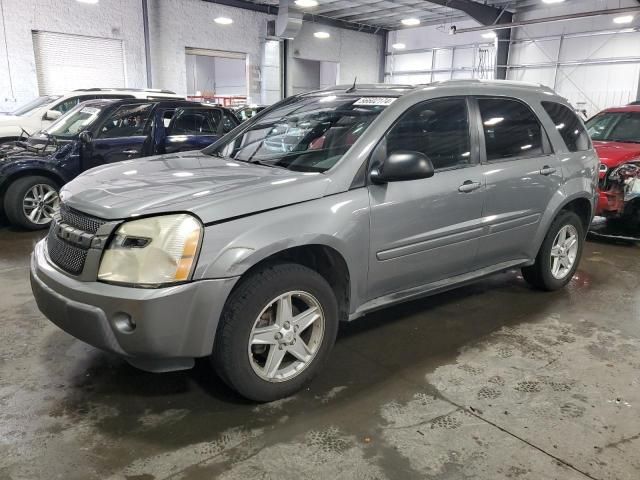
[1,0,640,479]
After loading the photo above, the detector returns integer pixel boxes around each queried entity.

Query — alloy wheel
[22,184,59,226]
[248,291,325,383]
[550,224,579,280]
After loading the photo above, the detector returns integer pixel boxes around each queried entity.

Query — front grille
[47,227,88,275]
[59,203,107,235]
[47,204,108,275]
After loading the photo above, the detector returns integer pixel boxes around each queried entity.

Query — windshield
[10,95,60,116]
[206,95,393,172]
[587,112,640,144]
[44,104,103,138]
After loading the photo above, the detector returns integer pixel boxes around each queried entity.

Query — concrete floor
[1,224,639,480]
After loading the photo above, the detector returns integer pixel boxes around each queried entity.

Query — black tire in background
[522,210,585,291]
[212,262,339,402]
[4,176,59,230]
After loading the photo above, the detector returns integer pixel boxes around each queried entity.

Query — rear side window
[478,98,545,161]
[169,109,221,135]
[542,101,590,152]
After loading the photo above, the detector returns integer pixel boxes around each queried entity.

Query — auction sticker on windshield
[80,107,100,115]
[353,97,397,106]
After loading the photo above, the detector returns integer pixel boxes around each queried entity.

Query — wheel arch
[0,168,66,198]
[226,243,352,323]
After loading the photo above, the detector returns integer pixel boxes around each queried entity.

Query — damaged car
[586,105,640,220]
[0,98,238,229]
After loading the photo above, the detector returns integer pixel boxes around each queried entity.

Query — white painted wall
[0,0,146,112]
[385,20,496,84]
[286,21,383,95]
[507,0,640,116]
[147,0,275,104]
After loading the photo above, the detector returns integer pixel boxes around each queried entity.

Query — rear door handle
[540,166,557,176]
[458,180,482,193]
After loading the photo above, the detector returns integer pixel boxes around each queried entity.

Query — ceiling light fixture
[214,17,233,25]
[295,0,319,7]
[542,0,565,4]
[314,31,330,39]
[392,43,406,50]
[613,15,634,24]
[76,0,99,3]
[482,31,497,39]
[401,18,421,26]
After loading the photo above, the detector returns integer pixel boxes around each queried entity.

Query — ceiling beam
[201,0,387,34]
[422,0,512,26]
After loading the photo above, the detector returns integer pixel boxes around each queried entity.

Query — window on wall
[542,101,590,152]
[385,97,472,170]
[478,98,545,161]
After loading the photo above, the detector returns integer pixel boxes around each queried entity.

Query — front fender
[0,144,80,190]
[194,189,371,314]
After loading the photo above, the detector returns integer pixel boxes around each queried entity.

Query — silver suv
[30,81,598,401]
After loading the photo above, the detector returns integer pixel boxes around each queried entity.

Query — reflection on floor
[0,221,639,479]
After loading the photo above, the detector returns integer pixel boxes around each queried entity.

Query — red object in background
[589,105,640,217]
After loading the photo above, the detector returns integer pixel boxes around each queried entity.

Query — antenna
[346,77,358,93]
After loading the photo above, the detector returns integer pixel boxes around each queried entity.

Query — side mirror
[371,151,435,184]
[78,131,93,144]
[43,110,62,121]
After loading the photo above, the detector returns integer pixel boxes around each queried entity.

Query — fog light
[113,312,136,333]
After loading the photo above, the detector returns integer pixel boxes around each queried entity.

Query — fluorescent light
[482,31,497,39]
[392,43,406,50]
[295,0,318,7]
[613,15,634,24]
[542,0,565,4]
[76,0,99,3]
[401,18,421,26]
[214,17,233,25]
[314,31,330,39]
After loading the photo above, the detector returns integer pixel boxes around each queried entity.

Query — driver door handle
[122,149,139,155]
[458,180,482,193]
[540,166,557,176]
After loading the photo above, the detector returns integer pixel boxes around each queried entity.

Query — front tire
[522,210,585,291]
[212,262,339,402]
[4,176,60,230]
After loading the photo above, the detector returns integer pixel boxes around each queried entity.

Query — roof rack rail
[73,88,177,94]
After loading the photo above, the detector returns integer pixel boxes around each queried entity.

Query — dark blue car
[0,98,239,229]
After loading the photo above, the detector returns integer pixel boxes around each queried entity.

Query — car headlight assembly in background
[98,214,202,287]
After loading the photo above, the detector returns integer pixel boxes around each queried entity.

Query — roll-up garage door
[32,31,126,95]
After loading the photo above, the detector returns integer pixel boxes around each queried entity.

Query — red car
[587,105,640,220]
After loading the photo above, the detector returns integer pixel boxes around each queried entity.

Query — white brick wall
[0,0,146,112]
[1,0,383,111]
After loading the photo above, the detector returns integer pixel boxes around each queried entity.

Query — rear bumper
[30,239,238,371]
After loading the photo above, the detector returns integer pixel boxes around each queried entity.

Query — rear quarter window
[542,101,591,152]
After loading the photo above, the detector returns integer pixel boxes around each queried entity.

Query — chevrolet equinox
[30,81,599,401]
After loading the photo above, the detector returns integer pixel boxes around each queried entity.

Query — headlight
[98,214,202,287]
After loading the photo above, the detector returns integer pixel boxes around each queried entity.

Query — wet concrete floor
[0,223,639,479]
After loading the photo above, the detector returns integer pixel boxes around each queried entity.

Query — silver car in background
[30,80,599,401]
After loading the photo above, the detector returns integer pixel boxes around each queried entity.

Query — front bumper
[596,189,625,217]
[30,240,239,372]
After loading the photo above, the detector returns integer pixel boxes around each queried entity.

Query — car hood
[60,152,333,223]
[593,141,640,168]
[0,115,21,125]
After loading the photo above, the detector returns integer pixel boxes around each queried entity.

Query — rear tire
[4,176,60,230]
[212,262,339,402]
[522,210,585,291]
